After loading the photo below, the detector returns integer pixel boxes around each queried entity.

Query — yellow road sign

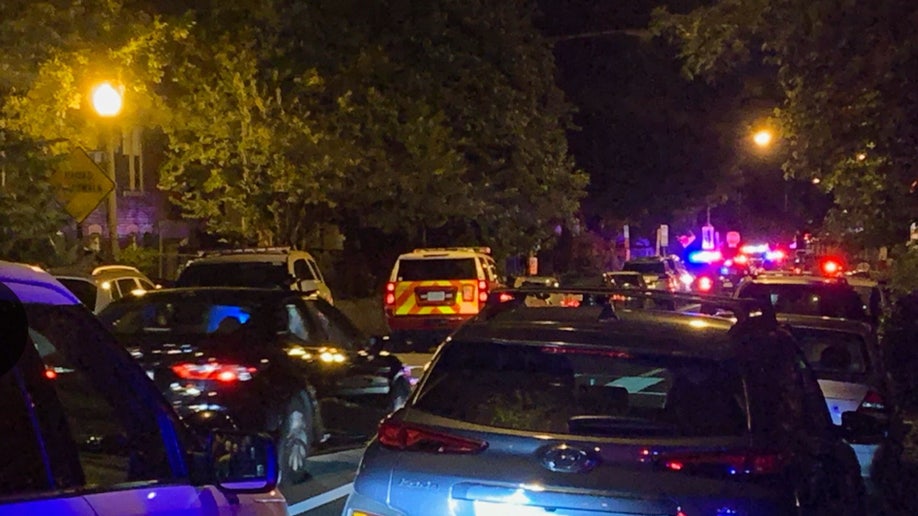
[50,148,114,223]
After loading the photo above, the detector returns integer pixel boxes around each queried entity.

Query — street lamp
[91,81,123,259]
[752,129,773,148]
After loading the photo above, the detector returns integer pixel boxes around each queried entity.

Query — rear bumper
[385,313,474,332]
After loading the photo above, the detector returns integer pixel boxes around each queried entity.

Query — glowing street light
[752,129,773,148]
[90,81,124,259]
[91,82,123,117]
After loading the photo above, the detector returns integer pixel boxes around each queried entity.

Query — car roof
[741,274,853,287]
[398,249,487,260]
[108,286,295,305]
[454,309,742,361]
[0,261,81,305]
[778,314,874,337]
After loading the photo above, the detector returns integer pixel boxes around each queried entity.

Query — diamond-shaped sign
[49,148,114,223]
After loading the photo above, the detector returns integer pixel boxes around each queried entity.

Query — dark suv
[344,287,874,516]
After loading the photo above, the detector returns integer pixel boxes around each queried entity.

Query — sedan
[98,287,410,485]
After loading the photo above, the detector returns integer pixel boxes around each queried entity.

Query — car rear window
[396,258,477,281]
[792,328,870,375]
[623,262,665,275]
[58,278,97,309]
[177,262,289,289]
[737,283,867,321]
[102,299,257,336]
[414,341,747,438]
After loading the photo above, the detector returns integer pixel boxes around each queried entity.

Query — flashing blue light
[688,250,723,264]
[206,305,252,332]
[720,267,730,275]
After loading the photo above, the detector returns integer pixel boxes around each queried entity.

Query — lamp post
[91,82,123,260]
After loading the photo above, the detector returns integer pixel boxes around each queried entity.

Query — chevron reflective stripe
[392,280,481,316]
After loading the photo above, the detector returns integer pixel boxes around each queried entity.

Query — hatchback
[343,287,874,516]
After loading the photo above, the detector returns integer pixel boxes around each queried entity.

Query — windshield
[623,262,665,275]
[102,299,257,336]
[793,328,870,375]
[414,341,747,438]
[177,262,289,289]
[57,278,98,309]
[738,283,867,321]
[396,258,477,281]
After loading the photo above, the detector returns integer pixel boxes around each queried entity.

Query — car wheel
[387,376,411,413]
[277,394,314,487]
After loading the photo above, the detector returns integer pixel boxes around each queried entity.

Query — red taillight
[377,417,488,454]
[658,450,787,477]
[498,292,515,303]
[44,368,57,380]
[697,276,714,292]
[477,280,489,304]
[859,390,886,412]
[385,283,396,306]
[821,260,841,275]
[171,363,257,383]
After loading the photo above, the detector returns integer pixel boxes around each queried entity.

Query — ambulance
[384,247,502,350]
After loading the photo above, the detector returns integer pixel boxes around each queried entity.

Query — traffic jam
[0,229,910,516]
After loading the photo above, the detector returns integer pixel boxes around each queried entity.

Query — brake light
[858,390,886,412]
[44,368,57,380]
[498,292,515,302]
[171,363,257,383]
[658,450,786,477]
[478,280,489,304]
[697,276,714,292]
[377,417,488,454]
[385,282,396,306]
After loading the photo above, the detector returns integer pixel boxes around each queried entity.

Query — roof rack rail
[198,247,292,257]
[483,286,777,326]
[411,247,491,255]
[92,265,141,275]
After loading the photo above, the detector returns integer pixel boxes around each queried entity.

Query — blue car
[343,288,872,516]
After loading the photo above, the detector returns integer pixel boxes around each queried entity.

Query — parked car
[54,264,158,313]
[0,261,287,514]
[344,290,876,516]
[622,256,690,292]
[602,271,647,289]
[344,287,871,516]
[175,247,334,305]
[781,314,901,484]
[97,287,410,484]
[733,273,870,324]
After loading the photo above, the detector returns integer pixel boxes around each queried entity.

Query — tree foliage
[652,0,918,247]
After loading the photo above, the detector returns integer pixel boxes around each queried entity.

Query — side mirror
[207,431,278,493]
[839,411,885,445]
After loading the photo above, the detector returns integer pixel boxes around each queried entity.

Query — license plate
[427,291,446,302]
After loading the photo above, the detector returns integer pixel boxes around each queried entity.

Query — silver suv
[55,265,158,313]
[176,247,334,304]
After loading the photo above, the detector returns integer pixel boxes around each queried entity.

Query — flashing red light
[478,280,487,291]
[171,363,256,383]
[821,260,841,275]
[378,417,488,453]
[386,282,395,292]
[477,280,489,305]
[697,276,714,292]
[44,368,57,380]
[733,254,748,265]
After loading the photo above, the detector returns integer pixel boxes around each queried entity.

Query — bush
[118,245,159,279]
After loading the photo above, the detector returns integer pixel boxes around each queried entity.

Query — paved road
[283,353,433,515]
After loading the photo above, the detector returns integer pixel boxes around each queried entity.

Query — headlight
[319,350,347,363]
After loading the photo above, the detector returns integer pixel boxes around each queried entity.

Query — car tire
[277,393,314,487]
[387,376,411,413]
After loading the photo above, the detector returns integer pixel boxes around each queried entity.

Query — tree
[652,0,918,248]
